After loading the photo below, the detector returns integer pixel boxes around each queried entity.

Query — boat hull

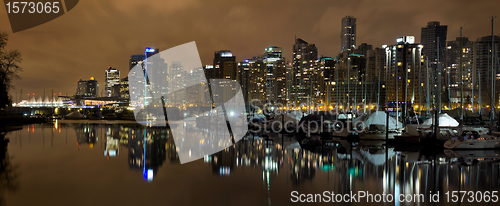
[444,139,500,149]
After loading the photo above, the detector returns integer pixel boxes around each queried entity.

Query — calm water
[1,120,500,206]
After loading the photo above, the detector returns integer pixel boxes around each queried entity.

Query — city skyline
[2,0,500,98]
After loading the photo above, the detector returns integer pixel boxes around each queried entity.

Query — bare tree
[0,32,22,108]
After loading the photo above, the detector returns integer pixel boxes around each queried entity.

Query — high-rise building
[335,52,367,110]
[128,48,167,106]
[319,57,336,107]
[129,54,145,71]
[292,38,318,106]
[247,56,266,104]
[273,57,287,105]
[213,50,237,80]
[120,77,129,99]
[145,48,169,105]
[204,65,214,80]
[168,61,186,106]
[446,37,474,107]
[237,60,251,104]
[473,35,500,109]
[355,43,372,56]
[105,67,120,97]
[421,21,448,64]
[212,50,238,107]
[353,43,382,105]
[374,47,388,106]
[421,21,448,105]
[186,66,209,107]
[263,46,283,104]
[341,16,356,53]
[76,77,99,98]
[384,37,425,118]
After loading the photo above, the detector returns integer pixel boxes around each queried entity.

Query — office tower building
[273,57,287,105]
[213,50,237,80]
[385,36,424,118]
[120,77,129,99]
[105,66,120,97]
[263,46,283,104]
[341,16,356,53]
[292,38,318,106]
[238,60,251,104]
[473,35,500,108]
[335,51,366,111]
[421,21,448,104]
[247,56,267,104]
[129,54,145,71]
[319,57,336,107]
[446,37,474,107]
[76,77,99,98]
[167,61,185,106]
[129,48,166,106]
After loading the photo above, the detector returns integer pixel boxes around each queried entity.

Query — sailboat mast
[437,37,442,114]
[412,48,416,115]
[479,49,482,115]
[418,48,422,116]
[310,76,312,114]
[448,57,451,110]
[395,46,399,127]
[327,68,331,110]
[336,57,340,112]
[364,52,369,113]
[426,57,431,115]
[491,16,496,121]
[354,59,357,113]
[405,62,408,123]
[378,51,382,110]
[347,56,350,112]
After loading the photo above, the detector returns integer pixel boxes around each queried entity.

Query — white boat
[444,133,500,149]
[462,126,489,135]
[357,111,403,131]
[355,111,403,139]
[422,113,459,127]
[444,149,500,159]
[396,114,462,143]
[358,130,400,140]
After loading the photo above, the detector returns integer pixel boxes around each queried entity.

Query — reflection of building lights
[145,169,153,182]
[219,167,230,176]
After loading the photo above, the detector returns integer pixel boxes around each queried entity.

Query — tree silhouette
[0,31,22,109]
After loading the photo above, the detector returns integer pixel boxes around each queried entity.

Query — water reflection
[0,132,19,206]
[73,123,170,182]
[5,122,500,205]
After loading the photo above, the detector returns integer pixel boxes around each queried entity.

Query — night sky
[1,0,499,100]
